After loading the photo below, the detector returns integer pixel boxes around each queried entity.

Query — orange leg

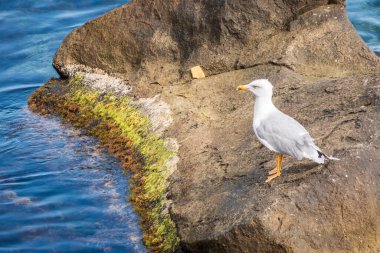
[266,153,284,183]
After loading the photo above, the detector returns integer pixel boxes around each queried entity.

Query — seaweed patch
[28,74,179,252]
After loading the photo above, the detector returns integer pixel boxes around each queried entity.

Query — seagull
[237,79,338,183]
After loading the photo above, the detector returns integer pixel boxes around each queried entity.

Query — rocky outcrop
[53,0,379,85]
[169,69,380,253]
[31,0,380,252]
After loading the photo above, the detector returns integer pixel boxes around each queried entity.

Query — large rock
[168,68,380,253]
[48,0,380,252]
[54,0,379,85]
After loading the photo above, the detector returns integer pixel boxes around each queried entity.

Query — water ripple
[347,0,380,55]
[0,0,145,252]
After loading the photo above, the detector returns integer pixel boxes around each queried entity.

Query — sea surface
[0,0,378,252]
[0,1,146,253]
[347,0,380,55]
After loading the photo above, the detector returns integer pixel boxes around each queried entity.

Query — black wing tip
[317,150,328,159]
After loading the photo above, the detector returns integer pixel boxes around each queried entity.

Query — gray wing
[255,111,315,159]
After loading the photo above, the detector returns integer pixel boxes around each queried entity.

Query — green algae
[71,89,179,251]
[28,76,179,252]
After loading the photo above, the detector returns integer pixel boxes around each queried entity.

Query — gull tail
[316,150,340,164]
[302,136,339,164]
[304,142,339,164]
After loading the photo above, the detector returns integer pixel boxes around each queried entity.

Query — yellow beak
[237,85,248,91]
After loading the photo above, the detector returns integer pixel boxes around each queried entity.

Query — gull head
[237,79,273,98]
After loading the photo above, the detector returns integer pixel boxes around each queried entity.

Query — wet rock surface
[34,0,380,252]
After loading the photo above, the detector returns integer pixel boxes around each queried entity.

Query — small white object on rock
[191,66,206,79]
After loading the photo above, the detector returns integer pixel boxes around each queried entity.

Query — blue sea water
[0,1,146,253]
[0,0,378,252]
[347,0,380,55]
